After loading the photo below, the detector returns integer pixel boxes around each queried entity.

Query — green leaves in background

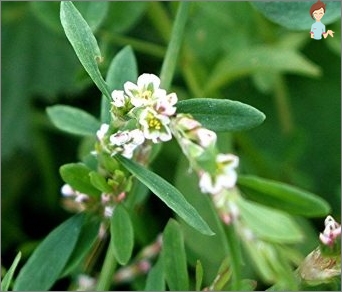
[144,257,165,291]
[205,46,321,93]
[162,219,189,291]
[238,175,330,217]
[1,252,21,291]
[47,105,100,136]
[177,98,265,132]
[101,46,138,124]
[115,155,214,236]
[60,163,101,197]
[237,198,303,244]
[60,1,111,99]
[251,1,341,31]
[13,213,84,291]
[111,204,134,265]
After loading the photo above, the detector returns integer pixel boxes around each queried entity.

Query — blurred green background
[1,1,340,288]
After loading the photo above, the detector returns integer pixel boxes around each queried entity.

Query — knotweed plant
[2,2,340,291]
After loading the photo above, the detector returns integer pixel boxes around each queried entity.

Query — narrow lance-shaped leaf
[101,46,138,123]
[237,198,303,244]
[115,155,214,236]
[177,98,265,132]
[111,204,134,265]
[238,175,330,217]
[13,213,84,291]
[162,219,189,291]
[1,252,22,291]
[47,105,101,136]
[60,1,111,99]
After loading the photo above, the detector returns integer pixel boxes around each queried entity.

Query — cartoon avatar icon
[310,0,334,40]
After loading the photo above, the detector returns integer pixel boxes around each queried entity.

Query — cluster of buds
[319,215,341,247]
[171,114,239,196]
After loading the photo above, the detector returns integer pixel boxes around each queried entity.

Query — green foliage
[60,1,111,99]
[238,175,331,217]
[2,1,340,291]
[111,204,134,265]
[177,98,266,132]
[116,155,214,236]
[161,219,189,290]
[47,105,101,136]
[1,252,21,291]
[13,213,84,291]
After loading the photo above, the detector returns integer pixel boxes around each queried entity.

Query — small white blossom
[124,74,166,107]
[155,93,178,116]
[110,131,131,146]
[96,123,109,141]
[199,154,239,194]
[61,184,75,197]
[319,215,341,246]
[139,108,172,143]
[104,206,114,218]
[111,90,127,107]
[196,128,217,148]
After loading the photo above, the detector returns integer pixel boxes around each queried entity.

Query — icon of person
[310,0,334,40]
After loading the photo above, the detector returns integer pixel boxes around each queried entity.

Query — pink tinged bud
[61,184,75,196]
[101,193,111,204]
[116,192,126,202]
[177,116,201,130]
[110,131,131,146]
[138,260,151,273]
[196,128,217,147]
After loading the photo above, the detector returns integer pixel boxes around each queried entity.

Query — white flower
[199,154,239,194]
[139,108,172,143]
[61,184,75,197]
[124,74,166,107]
[196,128,217,148]
[96,123,109,140]
[109,129,145,158]
[319,215,341,246]
[110,131,131,146]
[155,93,178,116]
[111,90,127,107]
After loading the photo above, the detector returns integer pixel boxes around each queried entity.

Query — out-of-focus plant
[1,1,340,291]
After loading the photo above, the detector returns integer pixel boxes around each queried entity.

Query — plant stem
[159,2,190,90]
[225,223,242,290]
[96,240,117,291]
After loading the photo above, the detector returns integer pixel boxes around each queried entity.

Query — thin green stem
[273,74,294,135]
[225,223,243,290]
[159,2,190,90]
[96,240,117,291]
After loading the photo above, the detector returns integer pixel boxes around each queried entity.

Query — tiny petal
[61,184,74,196]
[111,90,126,107]
[197,128,217,148]
[129,129,145,145]
[110,131,131,146]
[97,123,109,140]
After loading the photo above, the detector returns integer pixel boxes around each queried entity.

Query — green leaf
[177,98,266,132]
[116,155,214,236]
[1,251,21,291]
[238,175,330,217]
[237,198,303,243]
[73,2,109,32]
[61,216,100,277]
[195,260,204,291]
[47,105,100,136]
[111,204,134,265]
[205,46,321,93]
[251,2,341,31]
[60,163,102,197]
[13,213,84,291]
[162,219,189,291]
[89,171,113,193]
[60,1,111,99]
[101,46,138,123]
[144,257,165,291]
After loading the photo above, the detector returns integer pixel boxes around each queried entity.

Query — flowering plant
[2,2,340,291]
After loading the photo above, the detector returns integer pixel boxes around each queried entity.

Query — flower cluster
[171,114,239,196]
[95,74,178,160]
